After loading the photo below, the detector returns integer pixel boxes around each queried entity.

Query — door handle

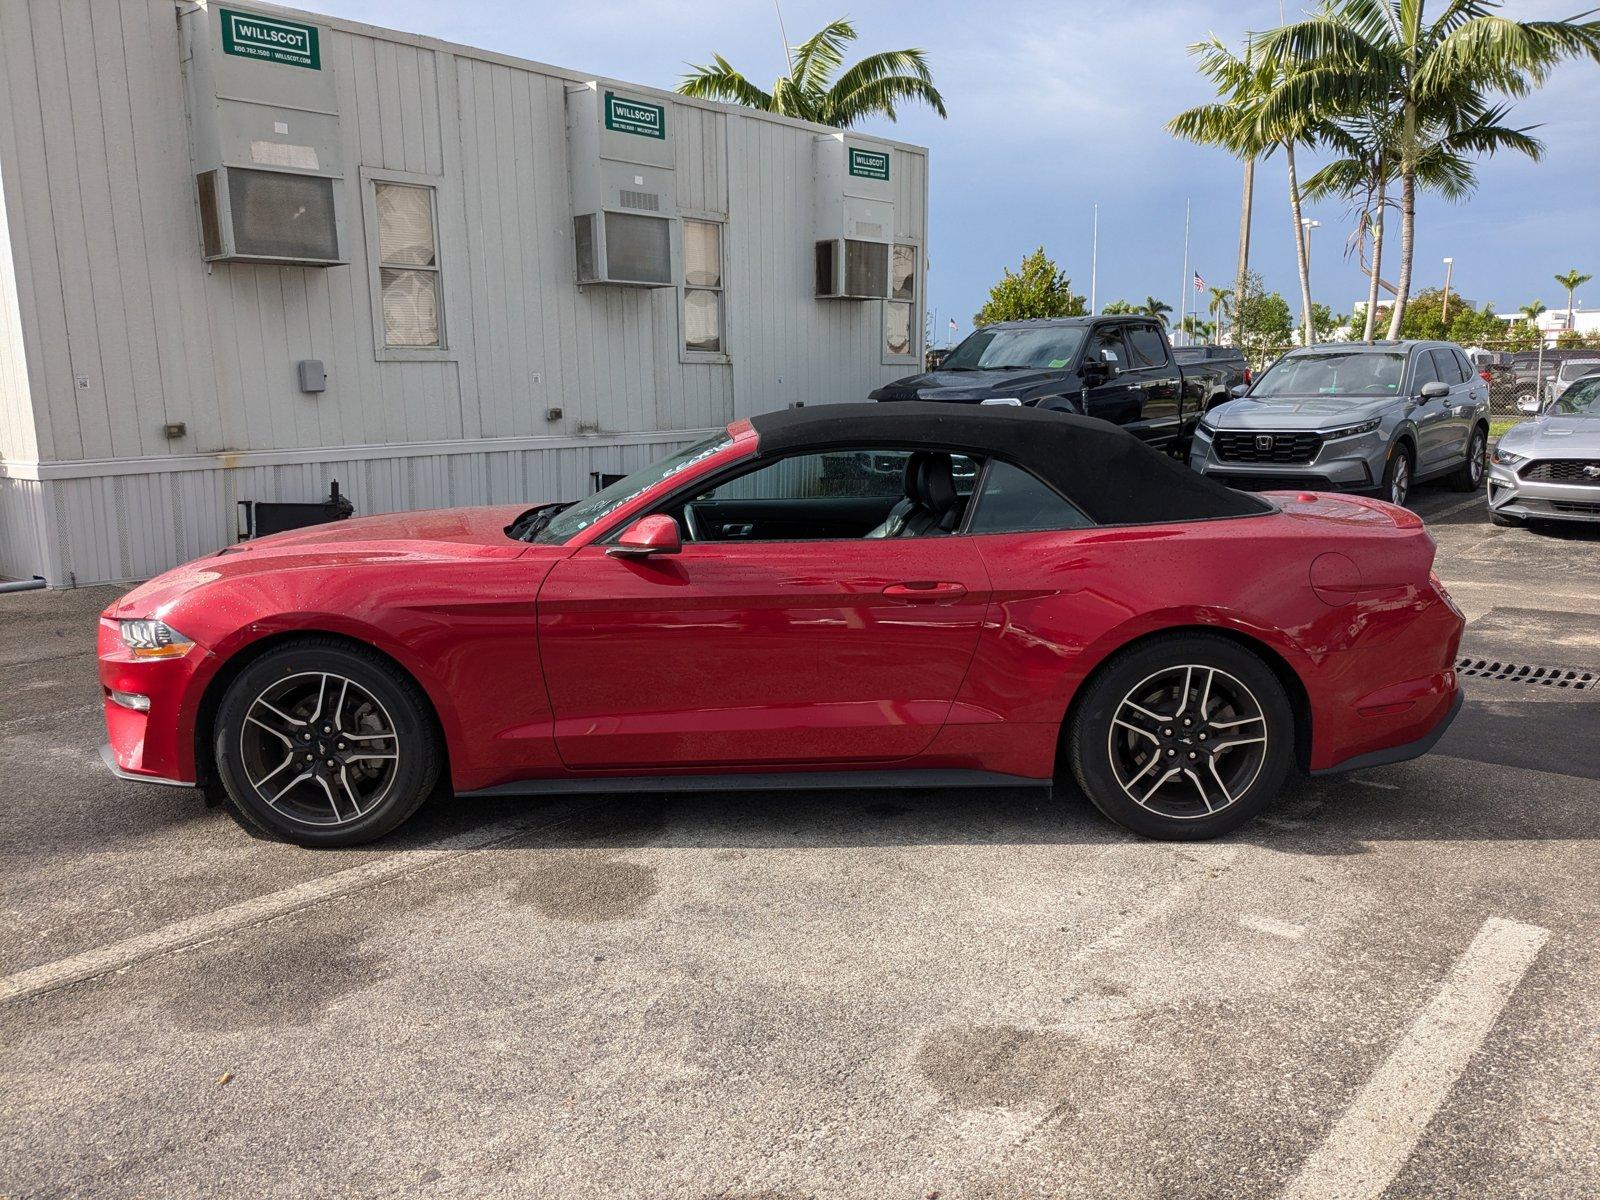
[719,523,754,538]
[883,581,967,603]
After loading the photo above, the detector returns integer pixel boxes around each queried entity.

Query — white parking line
[1279,916,1551,1200]
[1239,915,1305,940]
[0,806,592,1004]
[1424,495,1487,523]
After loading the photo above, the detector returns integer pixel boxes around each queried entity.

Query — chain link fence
[1236,338,1600,418]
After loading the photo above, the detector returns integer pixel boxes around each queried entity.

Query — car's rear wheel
[213,639,440,847]
[1381,443,1413,507]
[1065,634,1295,840]
[1447,426,1487,492]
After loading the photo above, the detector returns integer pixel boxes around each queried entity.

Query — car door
[1408,348,1453,470]
[1121,322,1185,450]
[1433,348,1478,460]
[1078,324,1143,430]
[535,448,992,770]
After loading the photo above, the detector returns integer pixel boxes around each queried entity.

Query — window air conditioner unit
[812,134,897,302]
[566,82,678,289]
[815,238,890,300]
[180,5,347,266]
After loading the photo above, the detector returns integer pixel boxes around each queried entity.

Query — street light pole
[1300,218,1321,343]
[1441,257,1455,324]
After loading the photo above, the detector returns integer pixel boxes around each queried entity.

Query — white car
[1551,358,1600,403]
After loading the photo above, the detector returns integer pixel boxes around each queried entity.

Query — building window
[886,243,916,358]
[683,218,723,354]
[375,182,442,348]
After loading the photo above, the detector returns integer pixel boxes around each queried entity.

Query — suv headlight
[1323,419,1381,440]
[119,619,195,659]
[1490,447,1526,467]
[1199,412,1220,432]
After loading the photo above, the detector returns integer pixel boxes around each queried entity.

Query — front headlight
[1199,412,1220,432]
[1323,418,1381,440]
[1491,447,1526,467]
[118,619,196,660]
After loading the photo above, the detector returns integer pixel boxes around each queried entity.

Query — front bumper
[97,617,211,786]
[1487,461,1600,523]
[1190,426,1383,493]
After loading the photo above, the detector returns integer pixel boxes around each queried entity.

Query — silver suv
[1189,341,1490,506]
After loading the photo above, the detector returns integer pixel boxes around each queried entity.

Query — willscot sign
[220,9,321,70]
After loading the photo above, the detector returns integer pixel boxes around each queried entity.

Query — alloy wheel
[1391,454,1411,505]
[1469,433,1485,486]
[238,671,400,828]
[1105,664,1268,820]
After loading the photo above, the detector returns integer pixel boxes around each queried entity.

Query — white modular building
[0,1,929,585]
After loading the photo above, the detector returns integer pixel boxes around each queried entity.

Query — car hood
[108,505,541,620]
[1498,414,1600,456]
[1208,394,1395,430]
[870,367,1073,402]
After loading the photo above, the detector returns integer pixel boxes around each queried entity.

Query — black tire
[1447,426,1487,492]
[1490,509,1524,528]
[1065,633,1296,840]
[1380,441,1414,507]
[213,638,441,847]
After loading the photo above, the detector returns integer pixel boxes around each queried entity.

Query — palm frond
[676,55,774,110]
[790,19,855,94]
[823,74,946,126]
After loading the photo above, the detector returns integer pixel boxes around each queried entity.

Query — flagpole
[1090,203,1099,315]
[1178,198,1191,346]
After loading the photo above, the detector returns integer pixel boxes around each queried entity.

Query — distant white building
[0,1,929,586]
[1494,307,1600,342]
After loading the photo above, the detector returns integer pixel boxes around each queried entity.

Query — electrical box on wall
[179,4,347,265]
[565,82,678,288]
[813,134,896,300]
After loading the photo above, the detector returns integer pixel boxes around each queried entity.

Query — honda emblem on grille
[1255,435,1275,452]
[1584,464,1600,479]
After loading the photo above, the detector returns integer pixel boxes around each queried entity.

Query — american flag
[1194,271,1205,292]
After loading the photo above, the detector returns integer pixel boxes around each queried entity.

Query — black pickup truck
[870,316,1238,455]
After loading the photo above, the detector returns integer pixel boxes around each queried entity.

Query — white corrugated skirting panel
[9,434,705,587]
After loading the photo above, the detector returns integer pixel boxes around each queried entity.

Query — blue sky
[315,0,1599,342]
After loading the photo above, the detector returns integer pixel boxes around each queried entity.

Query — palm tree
[1170,36,1320,348]
[1519,299,1547,324]
[1101,300,1137,315]
[1554,269,1592,331]
[1168,37,1271,350]
[677,19,946,127]
[1139,297,1174,327]
[1180,314,1216,342]
[1257,0,1600,339]
[1207,286,1233,339]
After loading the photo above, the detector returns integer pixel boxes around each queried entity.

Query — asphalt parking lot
[3,483,1598,1199]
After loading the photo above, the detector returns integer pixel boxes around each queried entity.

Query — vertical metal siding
[0,0,929,585]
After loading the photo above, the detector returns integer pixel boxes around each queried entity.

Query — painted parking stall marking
[1279,916,1551,1200]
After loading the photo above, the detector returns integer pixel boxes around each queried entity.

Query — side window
[373,181,443,349]
[1454,350,1475,381]
[1089,325,1128,368]
[1126,323,1169,368]
[968,461,1094,534]
[1431,348,1465,385]
[1411,351,1441,390]
[699,450,977,503]
[682,219,724,355]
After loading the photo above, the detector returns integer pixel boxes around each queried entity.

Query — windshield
[1250,351,1405,399]
[521,432,732,544]
[941,326,1086,371]
[1554,376,1600,415]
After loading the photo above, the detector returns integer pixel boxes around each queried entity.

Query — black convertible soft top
[748,402,1272,525]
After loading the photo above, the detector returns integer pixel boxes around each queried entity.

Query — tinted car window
[1089,325,1128,368]
[968,461,1093,533]
[1126,324,1169,368]
[1411,351,1441,390]
[703,449,977,502]
[1454,350,1475,380]
[1430,348,1465,385]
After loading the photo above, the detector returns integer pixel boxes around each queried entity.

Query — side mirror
[1085,357,1121,382]
[1419,381,1451,400]
[607,513,681,558]
[1230,382,1249,397]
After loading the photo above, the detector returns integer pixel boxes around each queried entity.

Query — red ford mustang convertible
[99,403,1464,846]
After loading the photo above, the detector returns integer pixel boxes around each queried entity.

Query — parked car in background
[1189,341,1490,506]
[1508,348,1597,413]
[99,403,1465,846]
[1174,344,1250,398]
[1551,358,1600,404]
[1487,373,1600,527]
[869,316,1237,456]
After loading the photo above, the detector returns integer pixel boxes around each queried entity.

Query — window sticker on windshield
[1049,358,1069,368]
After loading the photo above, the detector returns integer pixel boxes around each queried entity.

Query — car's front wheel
[1381,443,1413,507]
[213,638,441,846]
[1065,634,1295,840]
